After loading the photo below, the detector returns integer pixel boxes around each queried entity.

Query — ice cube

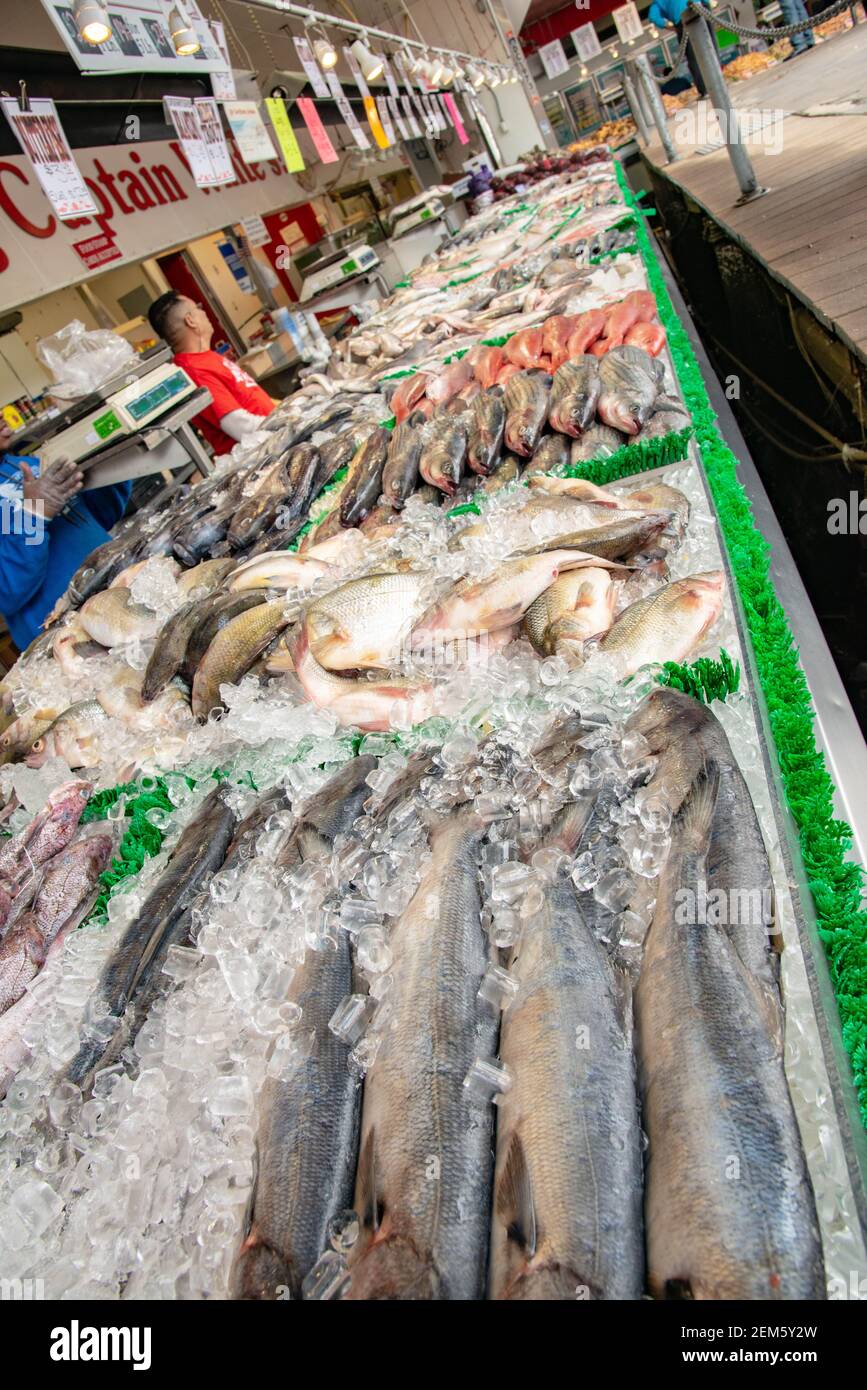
[477,963,519,1012]
[328,994,375,1046]
[463,1056,513,1104]
[593,867,636,914]
[302,1250,350,1301]
[356,927,393,976]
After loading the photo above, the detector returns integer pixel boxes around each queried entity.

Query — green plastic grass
[615,161,867,1124]
[656,648,741,704]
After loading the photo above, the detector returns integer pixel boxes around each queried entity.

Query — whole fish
[625,321,666,355]
[382,416,423,508]
[478,453,521,496]
[419,415,467,496]
[231,761,375,1300]
[0,780,91,891]
[78,588,160,647]
[491,808,644,1300]
[504,372,552,457]
[638,402,691,441]
[390,373,429,423]
[523,567,616,657]
[570,424,627,462]
[182,591,267,682]
[470,345,504,389]
[425,358,473,407]
[228,553,332,593]
[467,388,506,476]
[292,628,434,732]
[340,428,390,526]
[192,600,292,721]
[565,308,606,359]
[523,511,672,563]
[411,550,622,646]
[172,501,234,567]
[176,557,237,599]
[345,810,496,1300]
[316,427,365,485]
[599,571,724,675]
[229,444,321,551]
[141,600,202,702]
[26,701,109,769]
[527,475,618,503]
[597,345,662,435]
[524,433,570,477]
[625,483,690,539]
[306,571,428,672]
[505,327,545,371]
[637,759,824,1299]
[0,833,112,1016]
[548,357,600,437]
[63,786,237,1092]
[0,706,63,766]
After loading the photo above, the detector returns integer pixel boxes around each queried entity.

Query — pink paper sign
[296,98,339,163]
[442,93,469,145]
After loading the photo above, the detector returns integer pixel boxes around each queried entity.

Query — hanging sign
[442,93,469,145]
[292,35,331,99]
[365,97,392,148]
[380,55,401,102]
[296,97,339,163]
[239,214,271,247]
[39,0,225,74]
[325,71,371,150]
[387,95,409,140]
[194,97,235,184]
[1,96,96,220]
[164,97,214,188]
[343,45,371,98]
[209,20,237,100]
[401,95,423,139]
[538,39,570,79]
[572,23,603,61]
[264,97,306,172]
[612,3,644,43]
[223,101,277,164]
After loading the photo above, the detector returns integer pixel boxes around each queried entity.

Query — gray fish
[382,416,423,509]
[570,424,626,463]
[525,511,672,563]
[62,785,237,1092]
[548,357,601,437]
[341,428,390,526]
[467,388,506,476]
[345,809,496,1300]
[142,600,202,702]
[597,345,662,435]
[491,807,644,1300]
[525,433,570,478]
[231,758,375,1299]
[636,755,825,1299]
[419,415,467,496]
[504,371,551,457]
[182,591,267,684]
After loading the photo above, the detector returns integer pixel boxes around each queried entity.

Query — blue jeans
[779,0,815,52]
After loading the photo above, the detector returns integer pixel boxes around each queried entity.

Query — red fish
[542,314,579,370]
[625,321,666,355]
[391,373,429,424]
[566,309,606,358]
[505,327,545,370]
[471,345,505,389]
[496,362,522,385]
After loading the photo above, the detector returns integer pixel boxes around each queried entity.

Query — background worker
[649,0,713,99]
[147,291,277,458]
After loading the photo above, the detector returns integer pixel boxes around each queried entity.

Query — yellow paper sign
[265,97,306,172]
[363,95,391,149]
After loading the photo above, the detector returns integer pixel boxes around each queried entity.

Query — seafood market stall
[0,146,865,1304]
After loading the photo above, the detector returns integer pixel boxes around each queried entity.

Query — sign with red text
[1,97,97,220]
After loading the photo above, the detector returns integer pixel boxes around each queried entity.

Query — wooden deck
[641,22,867,362]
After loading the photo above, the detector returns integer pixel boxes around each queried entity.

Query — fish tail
[675,762,720,855]
[231,1229,299,1300]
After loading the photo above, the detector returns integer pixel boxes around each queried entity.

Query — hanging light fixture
[350,36,384,82]
[73,0,112,44]
[403,46,422,76]
[439,61,455,86]
[168,4,200,56]
[465,63,485,88]
[509,69,519,83]
[312,30,338,69]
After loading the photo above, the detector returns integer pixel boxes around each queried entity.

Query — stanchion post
[623,69,652,145]
[682,4,768,204]
[634,54,678,164]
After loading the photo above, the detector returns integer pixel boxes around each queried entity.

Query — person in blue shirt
[648,0,713,98]
[0,417,131,653]
[779,0,814,58]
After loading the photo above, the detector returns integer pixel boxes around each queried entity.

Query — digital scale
[290,240,384,307]
[387,191,445,239]
[16,346,214,483]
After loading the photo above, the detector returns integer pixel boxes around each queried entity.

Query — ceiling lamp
[73,0,111,44]
[439,63,455,86]
[509,69,519,83]
[466,63,485,88]
[350,37,384,83]
[404,47,422,75]
[168,4,200,56]
[312,34,338,70]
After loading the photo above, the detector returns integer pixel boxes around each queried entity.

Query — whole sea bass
[636,755,825,1299]
[490,803,645,1300]
[231,758,375,1300]
[345,809,497,1300]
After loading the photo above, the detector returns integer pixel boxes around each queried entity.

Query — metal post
[623,70,652,146]
[682,6,768,204]
[629,59,655,134]
[634,54,678,164]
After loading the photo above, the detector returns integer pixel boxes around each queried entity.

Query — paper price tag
[441,93,469,145]
[388,95,409,140]
[343,45,370,98]
[401,95,423,138]
[265,96,305,172]
[325,71,371,149]
[293,35,330,99]
[380,55,400,101]
[297,97,339,162]
[374,96,396,144]
[363,95,391,148]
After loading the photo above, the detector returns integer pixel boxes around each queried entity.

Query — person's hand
[20,456,84,520]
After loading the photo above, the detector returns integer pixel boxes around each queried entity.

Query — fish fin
[496,1133,537,1257]
[676,762,719,856]
[356,1128,383,1234]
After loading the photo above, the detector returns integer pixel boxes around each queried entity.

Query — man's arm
[219,408,272,443]
[0,514,51,615]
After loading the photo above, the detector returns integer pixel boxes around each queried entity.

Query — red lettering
[0,161,55,238]
[81,176,115,240]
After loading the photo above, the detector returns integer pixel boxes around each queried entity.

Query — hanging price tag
[363,95,391,148]
[293,35,330,99]
[265,97,305,172]
[297,97,339,163]
[374,96,396,145]
[325,70,371,149]
[401,95,423,139]
[380,55,400,102]
[343,45,370,98]
[388,95,409,140]
[441,93,469,145]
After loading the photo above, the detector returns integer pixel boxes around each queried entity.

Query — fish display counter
[0,149,864,1302]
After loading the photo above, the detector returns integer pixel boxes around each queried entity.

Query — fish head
[25,734,54,768]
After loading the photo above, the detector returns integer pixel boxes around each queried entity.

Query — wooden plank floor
[642,23,867,362]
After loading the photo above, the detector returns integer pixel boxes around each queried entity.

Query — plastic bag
[37,320,137,400]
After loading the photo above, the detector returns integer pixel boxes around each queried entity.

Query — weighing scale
[387,190,446,238]
[289,240,387,312]
[14,346,214,483]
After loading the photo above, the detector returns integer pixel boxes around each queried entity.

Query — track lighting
[350,37,384,82]
[168,4,200,56]
[73,0,111,44]
[313,35,337,69]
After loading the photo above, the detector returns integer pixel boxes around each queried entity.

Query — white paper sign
[612,2,644,43]
[388,95,410,139]
[293,35,330,99]
[223,101,277,164]
[240,214,270,247]
[209,20,236,101]
[194,97,235,185]
[375,96,397,144]
[343,45,370,98]
[1,96,96,220]
[165,96,215,188]
[325,71,371,149]
[538,39,570,79]
[401,95,423,139]
[572,22,603,62]
[380,56,400,101]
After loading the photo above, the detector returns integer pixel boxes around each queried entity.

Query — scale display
[124,369,196,425]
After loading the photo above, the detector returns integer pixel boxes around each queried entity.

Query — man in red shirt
[147,291,276,456]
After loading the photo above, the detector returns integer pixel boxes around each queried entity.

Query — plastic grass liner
[616,161,867,1123]
[79,775,181,925]
[560,425,692,486]
[656,648,741,705]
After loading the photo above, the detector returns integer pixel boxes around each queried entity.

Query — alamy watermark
[827,492,867,535]
[0,498,44,545]
[674,878,775,932]
[673,106,786,156]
